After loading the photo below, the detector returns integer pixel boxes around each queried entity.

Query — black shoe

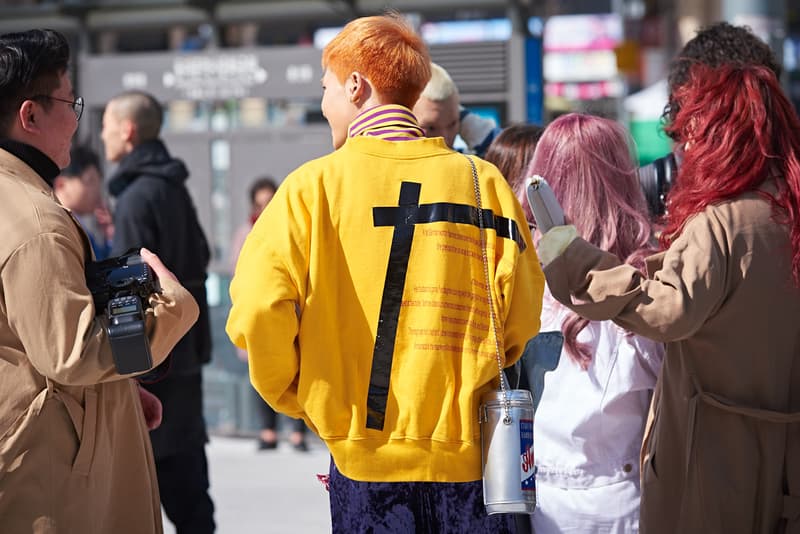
[257,439,278,450]
[292,440,309,452]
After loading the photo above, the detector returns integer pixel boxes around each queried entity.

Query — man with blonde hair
[413,61,500,155]
[228,14,543,532]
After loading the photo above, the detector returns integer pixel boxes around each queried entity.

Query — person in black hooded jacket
[102,90,215,534]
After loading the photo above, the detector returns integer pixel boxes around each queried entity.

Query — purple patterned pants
[328,459,516,533]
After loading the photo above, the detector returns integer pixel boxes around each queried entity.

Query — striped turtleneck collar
[347,104,424,141]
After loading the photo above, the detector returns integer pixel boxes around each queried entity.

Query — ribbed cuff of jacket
[537,225,579,266]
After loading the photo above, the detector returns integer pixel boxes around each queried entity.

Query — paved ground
[162,434,332,534]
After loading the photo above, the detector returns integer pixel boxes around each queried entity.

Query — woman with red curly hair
[227,14,544,532]
[537,62,800,532]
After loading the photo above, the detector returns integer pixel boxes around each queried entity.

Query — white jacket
[532,288,663,533]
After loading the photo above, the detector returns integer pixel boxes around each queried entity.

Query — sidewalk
[163,435,332,534]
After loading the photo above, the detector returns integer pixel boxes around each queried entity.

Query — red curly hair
[321,14,431,110]
[663,63,800,285]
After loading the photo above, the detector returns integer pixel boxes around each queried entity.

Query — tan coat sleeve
[3,231,198,385]
[544,210,727,342]
[146,277,200,363]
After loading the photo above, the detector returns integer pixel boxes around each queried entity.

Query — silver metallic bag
[480,388,536,514]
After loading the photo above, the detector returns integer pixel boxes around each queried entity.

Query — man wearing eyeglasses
[0,29,201,533]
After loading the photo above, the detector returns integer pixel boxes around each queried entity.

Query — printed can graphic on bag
[520,418,535,492]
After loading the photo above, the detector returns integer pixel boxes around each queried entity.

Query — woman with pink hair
[519,113,664,533]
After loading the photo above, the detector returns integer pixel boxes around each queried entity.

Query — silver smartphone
[525,175,565,234]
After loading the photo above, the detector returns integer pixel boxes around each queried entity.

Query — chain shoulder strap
[464,154,512,424]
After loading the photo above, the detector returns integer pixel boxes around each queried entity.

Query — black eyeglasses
[32,95,84,121]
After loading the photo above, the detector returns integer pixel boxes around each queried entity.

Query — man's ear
[121,118,136,143]
[18,100,40,134]
[347,72,369,106]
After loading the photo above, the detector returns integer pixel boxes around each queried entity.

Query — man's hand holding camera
[140,247,178,283]
[86,246,199,377]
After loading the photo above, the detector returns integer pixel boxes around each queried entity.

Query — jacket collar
[0,146,59,198]
[0,139,59,187]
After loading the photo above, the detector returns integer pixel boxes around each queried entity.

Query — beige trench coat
[0,149,199,533]
[545,185,800,533]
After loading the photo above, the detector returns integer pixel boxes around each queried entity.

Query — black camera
[86,251,161,374]
[638,151,678,218]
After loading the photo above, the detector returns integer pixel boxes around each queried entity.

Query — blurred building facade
[0,0,795,434]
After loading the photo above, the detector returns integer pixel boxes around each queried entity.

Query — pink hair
[525,113,657,369]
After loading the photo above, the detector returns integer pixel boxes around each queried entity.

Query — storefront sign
[163,54,268,100]
[81,47,323,106]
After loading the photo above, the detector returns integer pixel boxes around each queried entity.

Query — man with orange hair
[227,14,543,532]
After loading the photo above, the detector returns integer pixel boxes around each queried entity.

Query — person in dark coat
[101,90,215,534]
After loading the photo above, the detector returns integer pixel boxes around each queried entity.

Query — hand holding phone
[525,175,566,234]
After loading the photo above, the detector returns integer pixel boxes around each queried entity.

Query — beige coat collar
[0,146,57,199]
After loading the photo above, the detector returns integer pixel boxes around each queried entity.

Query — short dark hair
[666,22,780,125]
[249,176,277,204]
[0,29,70,136]
[61,145,101,178]
[109,90,163,142]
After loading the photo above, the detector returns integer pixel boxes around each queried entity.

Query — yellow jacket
[227,135,544,482]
